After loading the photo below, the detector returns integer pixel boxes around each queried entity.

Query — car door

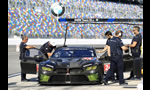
[123,54,134,72]
[96,51,110,74]
[97,51,134,73]
[21,48,48,74]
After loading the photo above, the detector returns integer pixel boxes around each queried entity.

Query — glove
[105,56,111,60]
[125,49,129,53]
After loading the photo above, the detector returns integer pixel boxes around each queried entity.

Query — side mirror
[34,55,40,59]
[34,55,43,62]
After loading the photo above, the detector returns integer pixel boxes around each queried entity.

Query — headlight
[86,66,97,71]
[42,67,53,71]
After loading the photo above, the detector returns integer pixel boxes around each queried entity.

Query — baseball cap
[49,41,56,46]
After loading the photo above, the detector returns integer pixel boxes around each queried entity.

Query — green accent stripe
[40,74,50,82]
[87,73,99,81]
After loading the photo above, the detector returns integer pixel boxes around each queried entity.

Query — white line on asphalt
[8,53,19,56]
[8,52,19,54]
[8,73,21,78]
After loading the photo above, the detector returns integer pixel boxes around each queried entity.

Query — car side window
[52,50,74,58]
[24,48,44,58]
[53,51,61,58]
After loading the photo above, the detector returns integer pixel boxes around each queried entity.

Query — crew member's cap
[49,41,56,46]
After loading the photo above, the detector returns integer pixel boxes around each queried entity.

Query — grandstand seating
[8,0,143,39]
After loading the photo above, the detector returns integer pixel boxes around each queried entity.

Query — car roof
[56,46,94,50]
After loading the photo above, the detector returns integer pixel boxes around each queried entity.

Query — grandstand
[8,0,143,39]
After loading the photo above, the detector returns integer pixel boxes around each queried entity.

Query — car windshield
[52,49,96,58]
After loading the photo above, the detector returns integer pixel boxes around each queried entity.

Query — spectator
[8,0,143,39]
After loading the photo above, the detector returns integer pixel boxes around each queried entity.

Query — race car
[21,46,142,85]
[38,47,104,84]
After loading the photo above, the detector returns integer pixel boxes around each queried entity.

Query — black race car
[21,46,142,85]
[38,47,104,84]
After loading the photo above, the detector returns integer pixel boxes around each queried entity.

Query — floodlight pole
[63,23,68,47]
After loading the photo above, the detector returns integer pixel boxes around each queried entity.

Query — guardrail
[8,38,143,57]
[8,38,132,45]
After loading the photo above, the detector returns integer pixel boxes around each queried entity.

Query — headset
[118,32,122,36]
[118,31,123,37]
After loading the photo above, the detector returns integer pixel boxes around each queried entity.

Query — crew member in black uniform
[97,31,113,55]
[97,31,118,81]
[126,26,142,80]
[39,41,56,58]
[103,30,128,85]
[19,36,35,81]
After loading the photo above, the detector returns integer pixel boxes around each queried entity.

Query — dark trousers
[129,53,142,78]
[21,73,26,80]
[20,62,27,80]
[104,55,124,84]
[133,57,142,78]
[106,66,119,81]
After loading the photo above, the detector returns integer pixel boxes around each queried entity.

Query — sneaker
[126,76,134,80]
[120,82,128,86]
[103,80,109,85]
[21,79,30,82]
[134,77,141,80]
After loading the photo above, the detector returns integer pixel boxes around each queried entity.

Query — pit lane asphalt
[8,73,143,90]
[8,46,20,75]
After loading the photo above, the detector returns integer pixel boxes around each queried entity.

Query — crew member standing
[19,36,35,81]
[126,26,142,80]
[97,31,118,82]
[39,41,56,58]
[103,30,128,85]
[97,31,113,55]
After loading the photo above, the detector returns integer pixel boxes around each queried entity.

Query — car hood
[42,57,99,68]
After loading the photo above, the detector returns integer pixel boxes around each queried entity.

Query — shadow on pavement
[8,82,17,86]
